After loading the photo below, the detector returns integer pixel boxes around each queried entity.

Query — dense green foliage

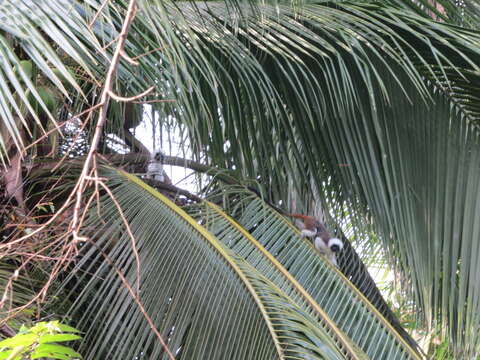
[1,0,480,359]
[0,321,81,360]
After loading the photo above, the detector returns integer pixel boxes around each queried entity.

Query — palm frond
[0,0,104,158]
[59,168,359,359]
[2,0,480,356]
[186,200,371,359]
[385,0,480,29]
[130,3,480,356]
[202,186,422,359]
[132,0,480,212]
[0,263,38,333]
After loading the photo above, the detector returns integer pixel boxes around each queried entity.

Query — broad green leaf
[55,325,81,334]
[38,334,82,344]
[32,343,82,358]
[0,347,24,360]
[0,334,36,348]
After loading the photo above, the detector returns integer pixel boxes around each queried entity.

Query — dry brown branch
[70,0,141,240]
[131,47,164,60]
[7,254,66,261]
[120,49,139,66]
[45,1,171,355]
[107,86,155,102]
[89,0,111,28]
[101,37,119,52]
[0,234,68,316]
[0,2,162,347]
[1,146,230,336]
[93,156,103,220]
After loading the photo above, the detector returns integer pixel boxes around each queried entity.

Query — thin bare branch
[108,86,155,102]
[0,3,171,344]
[132,47,164,60]
[131,99,176,104]
[120,49,139,66]
[71,0,139,238]
[89,0,111,28]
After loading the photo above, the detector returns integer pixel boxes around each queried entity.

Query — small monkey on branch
[288,214,344,266]
[241,186,344,265]
[146,149,171,184]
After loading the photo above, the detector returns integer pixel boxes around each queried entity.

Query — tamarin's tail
[286,213,315,221]
[244,187,315,224]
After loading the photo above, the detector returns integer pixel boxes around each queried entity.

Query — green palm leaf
[1,0,480,357]
[133,2,480,356]
[0,263,38,336]
[0,0,102,157]
[60,168,358,359]
[384,0,480,29]
[199,187,421,359]
[186,201,368,359]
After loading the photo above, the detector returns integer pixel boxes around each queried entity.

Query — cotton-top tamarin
[147,150,165,182]
[288,214,344,265]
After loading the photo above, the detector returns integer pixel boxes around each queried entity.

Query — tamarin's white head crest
[147,149,165,182]
[153,149,165,162]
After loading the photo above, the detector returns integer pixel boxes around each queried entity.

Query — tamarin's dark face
[330,244,341,252]
[290,214,344,254]
[327,238,344,253]
[153,151,164,162]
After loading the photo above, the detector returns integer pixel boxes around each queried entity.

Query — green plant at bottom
[0,321,82,360]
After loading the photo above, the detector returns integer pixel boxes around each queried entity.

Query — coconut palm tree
[1,0,480,359]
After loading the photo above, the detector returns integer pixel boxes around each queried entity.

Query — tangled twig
[1,1,175,357]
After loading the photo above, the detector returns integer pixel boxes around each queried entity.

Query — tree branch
[162,155,238,185]
[122,128,150,155]
[31,154,238,185]
[144,178,202,203]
